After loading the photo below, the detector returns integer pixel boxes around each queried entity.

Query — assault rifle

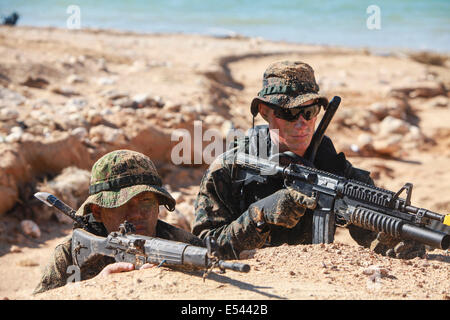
[34,192,250,277]
[234,153,450,249]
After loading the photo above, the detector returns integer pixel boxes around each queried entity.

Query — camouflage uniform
[34,150,203,294]
[192,127,376,259]
[192,61,425,260]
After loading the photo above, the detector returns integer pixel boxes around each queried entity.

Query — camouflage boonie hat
[250,61,328,117]
[75,149,175,216]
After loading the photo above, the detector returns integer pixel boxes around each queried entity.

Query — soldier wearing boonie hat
[34,149,203,294]
[249,61,328,120]
[192,60,425,260]
[76,149,176,217]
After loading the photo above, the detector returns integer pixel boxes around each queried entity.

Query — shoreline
[7,24,450,56]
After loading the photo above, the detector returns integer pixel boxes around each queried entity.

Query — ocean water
[1,0,449,52]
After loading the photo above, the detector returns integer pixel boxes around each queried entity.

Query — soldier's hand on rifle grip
[249,188,316,229]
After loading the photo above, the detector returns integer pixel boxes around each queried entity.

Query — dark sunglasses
[272,103,321,122]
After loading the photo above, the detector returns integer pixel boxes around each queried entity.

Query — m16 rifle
[233,153,450,249]
[34,192,250,278]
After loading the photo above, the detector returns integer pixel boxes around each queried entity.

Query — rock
[362,265,389,277]
[132,94,164,108]
[96,58,108,71]
[204,114,224,126]
[358,133,373,148]
[370,99,410,121]
[100,89,129,100]
[369,102,389,120]
[100,109,113,117]
[63,113,87,130]
[38,114,54,126]
[70,127,88,140]
[20,132,35,142]
[9,245,22,253]
[51,86,79,97]
[36,167,90,222]
[132,93,149,105]
[128,60,149,73]
[0,88,25,107]
[86,110,103,125]
[404,125,424,142]
[0,108,19,121]
[136,108,158,119]
[89,125,127,145]
[5,131,23,143]
[97,77,116,85]
[66,98,88,111]
[377,116,411,136]
[113,97,138,109]
[425,96,449,108]
[20,220,41,238]
[390,81,446,99]
[30,99,51,109]
[372,134,403,155]
[10,126,23,135]
[334,108,377,130]
[66,74,85,84]
[3,126,25,143]
[163,102,182,113]
[20,76,49,89]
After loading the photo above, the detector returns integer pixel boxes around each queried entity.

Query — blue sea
[1,0,449,52]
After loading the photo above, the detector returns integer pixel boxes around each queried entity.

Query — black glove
[370,232,426,259]
[249,188,316,229]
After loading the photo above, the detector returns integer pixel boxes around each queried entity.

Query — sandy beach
[0,25,449,300]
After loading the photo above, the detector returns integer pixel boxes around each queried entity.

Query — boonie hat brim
[75,184,176,217]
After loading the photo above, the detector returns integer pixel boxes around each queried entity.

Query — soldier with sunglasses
[192,61,425,260]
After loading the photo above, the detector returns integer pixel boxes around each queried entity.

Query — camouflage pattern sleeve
[192,153,270,259]
[33,237,73,295]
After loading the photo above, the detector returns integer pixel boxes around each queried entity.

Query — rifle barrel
[218,260,250,273]
[405,206,450,225]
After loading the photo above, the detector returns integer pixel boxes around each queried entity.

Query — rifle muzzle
[218,260,251,273]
